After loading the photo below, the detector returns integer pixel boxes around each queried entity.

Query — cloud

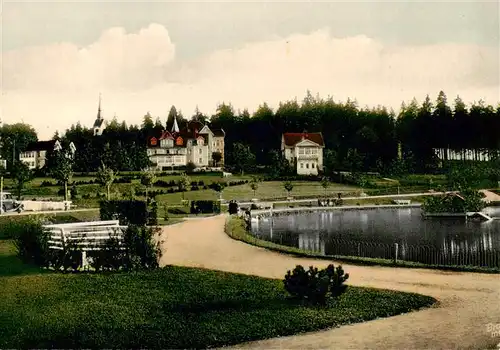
[1,24,498,139]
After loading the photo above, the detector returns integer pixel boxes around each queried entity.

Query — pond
[250,207,500,267]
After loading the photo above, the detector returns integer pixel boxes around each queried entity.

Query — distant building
[19,140,61,170]
[147,117,225,170]
[281,132,325,175]
[433,148,498,162]
[93,94,105,136]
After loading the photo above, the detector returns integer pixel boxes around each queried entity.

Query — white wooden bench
[43,220,128,268]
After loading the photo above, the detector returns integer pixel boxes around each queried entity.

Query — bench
[44,220,128,268]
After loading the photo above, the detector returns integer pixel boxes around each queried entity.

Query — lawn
[0,239,436,349]
[5,173,362,207]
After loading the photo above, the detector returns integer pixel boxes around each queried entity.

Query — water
[250,207,500,266]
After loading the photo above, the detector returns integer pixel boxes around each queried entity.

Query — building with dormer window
[19,140,61,170]
[147,117,225,170]
[281,132,324,175]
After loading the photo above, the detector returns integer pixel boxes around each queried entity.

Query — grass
[0,239,436,349]
[225,216,500,274]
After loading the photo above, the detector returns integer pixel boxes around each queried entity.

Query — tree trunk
[145,187,149,202]
[107,185,111,200]
[64,181,68,201]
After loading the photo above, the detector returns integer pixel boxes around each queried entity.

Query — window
[199,158,202,163]
[311,148,317,154]
[305,148,311,155]
[199,149,202,154]
[312,163,315,168]
[306,163,309,169]
[299,148,305,155]
[300,163,304,168]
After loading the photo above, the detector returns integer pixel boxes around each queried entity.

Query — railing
[319,238,500,268]
[250,204,421,217]
[44,220,128,269]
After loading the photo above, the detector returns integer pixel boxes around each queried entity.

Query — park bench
[44,220,128,268]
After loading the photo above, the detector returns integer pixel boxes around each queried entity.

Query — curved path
[159,215,500,349]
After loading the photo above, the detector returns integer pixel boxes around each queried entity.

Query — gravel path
[159,215,500,350]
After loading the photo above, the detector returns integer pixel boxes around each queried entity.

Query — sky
[1,0,499,140]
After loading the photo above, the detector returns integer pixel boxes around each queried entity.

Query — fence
[322,238,500,268]
[44,220,128,269]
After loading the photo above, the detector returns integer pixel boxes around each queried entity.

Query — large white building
[281,132,325,175]
[19,140,60,169]
[147,118,225,170]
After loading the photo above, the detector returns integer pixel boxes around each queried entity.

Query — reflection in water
[298,232,325,255]
[251,207,500,256]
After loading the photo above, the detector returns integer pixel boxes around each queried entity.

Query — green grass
[0,210,101,232]
[0,239,436,349]
[225,216,500,274]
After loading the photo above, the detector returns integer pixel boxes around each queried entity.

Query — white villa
[147,117,225,170]
[281,132,325,175]
[19,140,61,169]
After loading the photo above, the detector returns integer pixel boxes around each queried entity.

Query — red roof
[159,130,174,140]
[282,132,324,147]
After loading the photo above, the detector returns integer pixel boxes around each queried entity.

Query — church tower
[93,94,105,136]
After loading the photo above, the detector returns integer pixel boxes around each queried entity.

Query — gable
[198,125,213,135]
[295,139,322,148]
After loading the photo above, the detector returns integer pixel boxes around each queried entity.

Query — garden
[0,202,437,348]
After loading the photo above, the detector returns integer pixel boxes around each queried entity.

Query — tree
[212,151,222,167]
[0,123,38,169]
[321,177,330,198]
[96,162,115,200]
[177,173,191,201]
[11,160,33,199]
[230,143,255,175]
[249,177,260,198]
[210,181,226,200]
[283,181,294,198]
[141,170,156,201]
[142,112,154,131]
[50,149,74,201]
[186,161,196,173]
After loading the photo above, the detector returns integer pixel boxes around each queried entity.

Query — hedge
[99,200,150,225]
[190,200,221,214]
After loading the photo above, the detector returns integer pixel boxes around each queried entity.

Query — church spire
[172,115,179,133]
[97,93,102,120]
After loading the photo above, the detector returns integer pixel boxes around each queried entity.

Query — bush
[88,225,162,272]
[7,218,51,267]
[284,264,349,305]
[190,200,221,214]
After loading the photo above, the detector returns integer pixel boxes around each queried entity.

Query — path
[481,189,500,203]
[160,215,500,350]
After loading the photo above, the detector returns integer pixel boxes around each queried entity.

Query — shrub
[284,264,349,305]
[87,225,162,272]
[9,218,51,267]
[190,200,221,214]
[70,185,78,198]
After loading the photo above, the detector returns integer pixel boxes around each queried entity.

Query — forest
[0,90,498,175]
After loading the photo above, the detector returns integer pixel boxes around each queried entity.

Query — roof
[159,130,174,140]
[23,140,57,152]
[282,132,324,147]
[93,118,104,128]
[213,129,225,137]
